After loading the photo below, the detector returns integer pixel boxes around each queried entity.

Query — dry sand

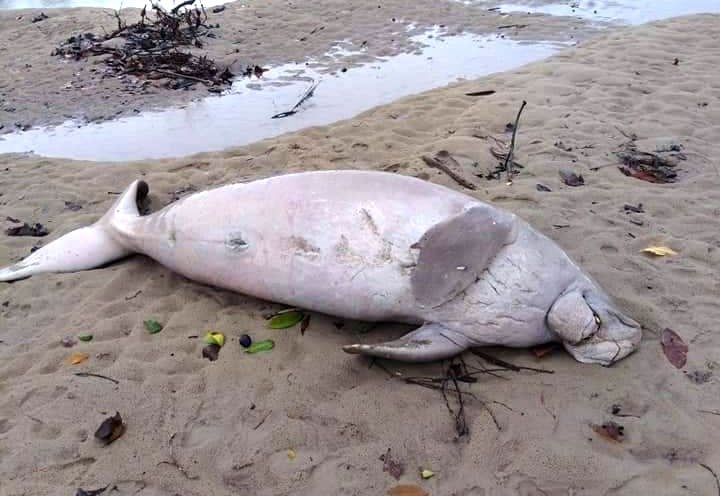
[1,11,720,496]
[0,0,598,133]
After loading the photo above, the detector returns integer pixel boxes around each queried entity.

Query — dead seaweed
[51,1,238,90]
[615,141,685,184]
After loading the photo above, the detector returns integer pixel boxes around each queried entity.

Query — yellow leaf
[65,351,89,365]
[287,448,296,459]
[202,331,225,347]
[641,245,677,256]
[421,469,435,479]
[387,484,428,496]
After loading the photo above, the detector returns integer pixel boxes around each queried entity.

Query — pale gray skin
[0,170,641,365]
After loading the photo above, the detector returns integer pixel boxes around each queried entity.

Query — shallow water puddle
[0,30,563,161]
[495,0,719,25]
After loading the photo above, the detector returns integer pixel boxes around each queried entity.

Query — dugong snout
[550,289,642,366]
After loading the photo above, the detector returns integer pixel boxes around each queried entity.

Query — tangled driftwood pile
[51,1,234,90]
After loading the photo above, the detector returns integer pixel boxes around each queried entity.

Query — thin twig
[73,372,120,384]
[504,100,527,184]
[125,290,142,300]
[253,410,272,430]
[154,69,213,85]
[540,391,557,420]
[465,363,511,380]
[404,368,509,383]
[369,358,399,379]
[157,460,198,479]
[421,155,477,190]
[614,126,637,141]
[479,399,501,430]
[170,0,197,14]
[472,134,506,146]
[491,400,514,411]
[699,409,720,416]
[470,349,554,374]
[271,80,319,119]
[700,463,720,496]
[158,432,199,480]
[404,377,476,398]
[446,366,469,435]
[465,90,496,97]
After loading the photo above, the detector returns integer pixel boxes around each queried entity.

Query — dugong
[0,170,641,365]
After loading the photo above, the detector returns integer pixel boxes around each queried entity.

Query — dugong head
[547,288,642,366]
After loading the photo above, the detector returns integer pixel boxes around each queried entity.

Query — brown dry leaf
[661,328,688,369]
[94,412,125,445]
[387,484,429,496]
[65,351,89,365]
[202,343,221,361]
[591,421,625,442]
[530,343,561,358]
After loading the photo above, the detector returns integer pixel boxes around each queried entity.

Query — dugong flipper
[0,171,642,366]
[342,205,518,362]
[410,204,517,309]
[343,323,474,362]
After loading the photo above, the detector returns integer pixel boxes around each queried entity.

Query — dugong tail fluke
[0,180,148,282]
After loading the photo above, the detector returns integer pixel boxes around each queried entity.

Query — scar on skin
[335,235,364,264]
[227,232,249,251]
[291,236,320,257]
[360,208,380,236]
[374,239,393,265]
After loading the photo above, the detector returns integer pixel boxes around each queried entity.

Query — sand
[1,10,720,496]
[0,0,599,133]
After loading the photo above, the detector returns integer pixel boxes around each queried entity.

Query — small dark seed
[239,334,252,348]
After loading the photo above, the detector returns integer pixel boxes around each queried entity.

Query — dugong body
[0,170,641,365]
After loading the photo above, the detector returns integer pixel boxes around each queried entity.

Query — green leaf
[268,310,305,329]
[245,339,275,354]
[144,319,163,334]
[77,334,93,342]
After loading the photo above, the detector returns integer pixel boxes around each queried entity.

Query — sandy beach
[1,5,720,496]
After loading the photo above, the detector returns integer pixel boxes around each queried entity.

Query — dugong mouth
[562,331,641,366]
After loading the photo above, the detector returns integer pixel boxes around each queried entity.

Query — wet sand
[1,12,720,496]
